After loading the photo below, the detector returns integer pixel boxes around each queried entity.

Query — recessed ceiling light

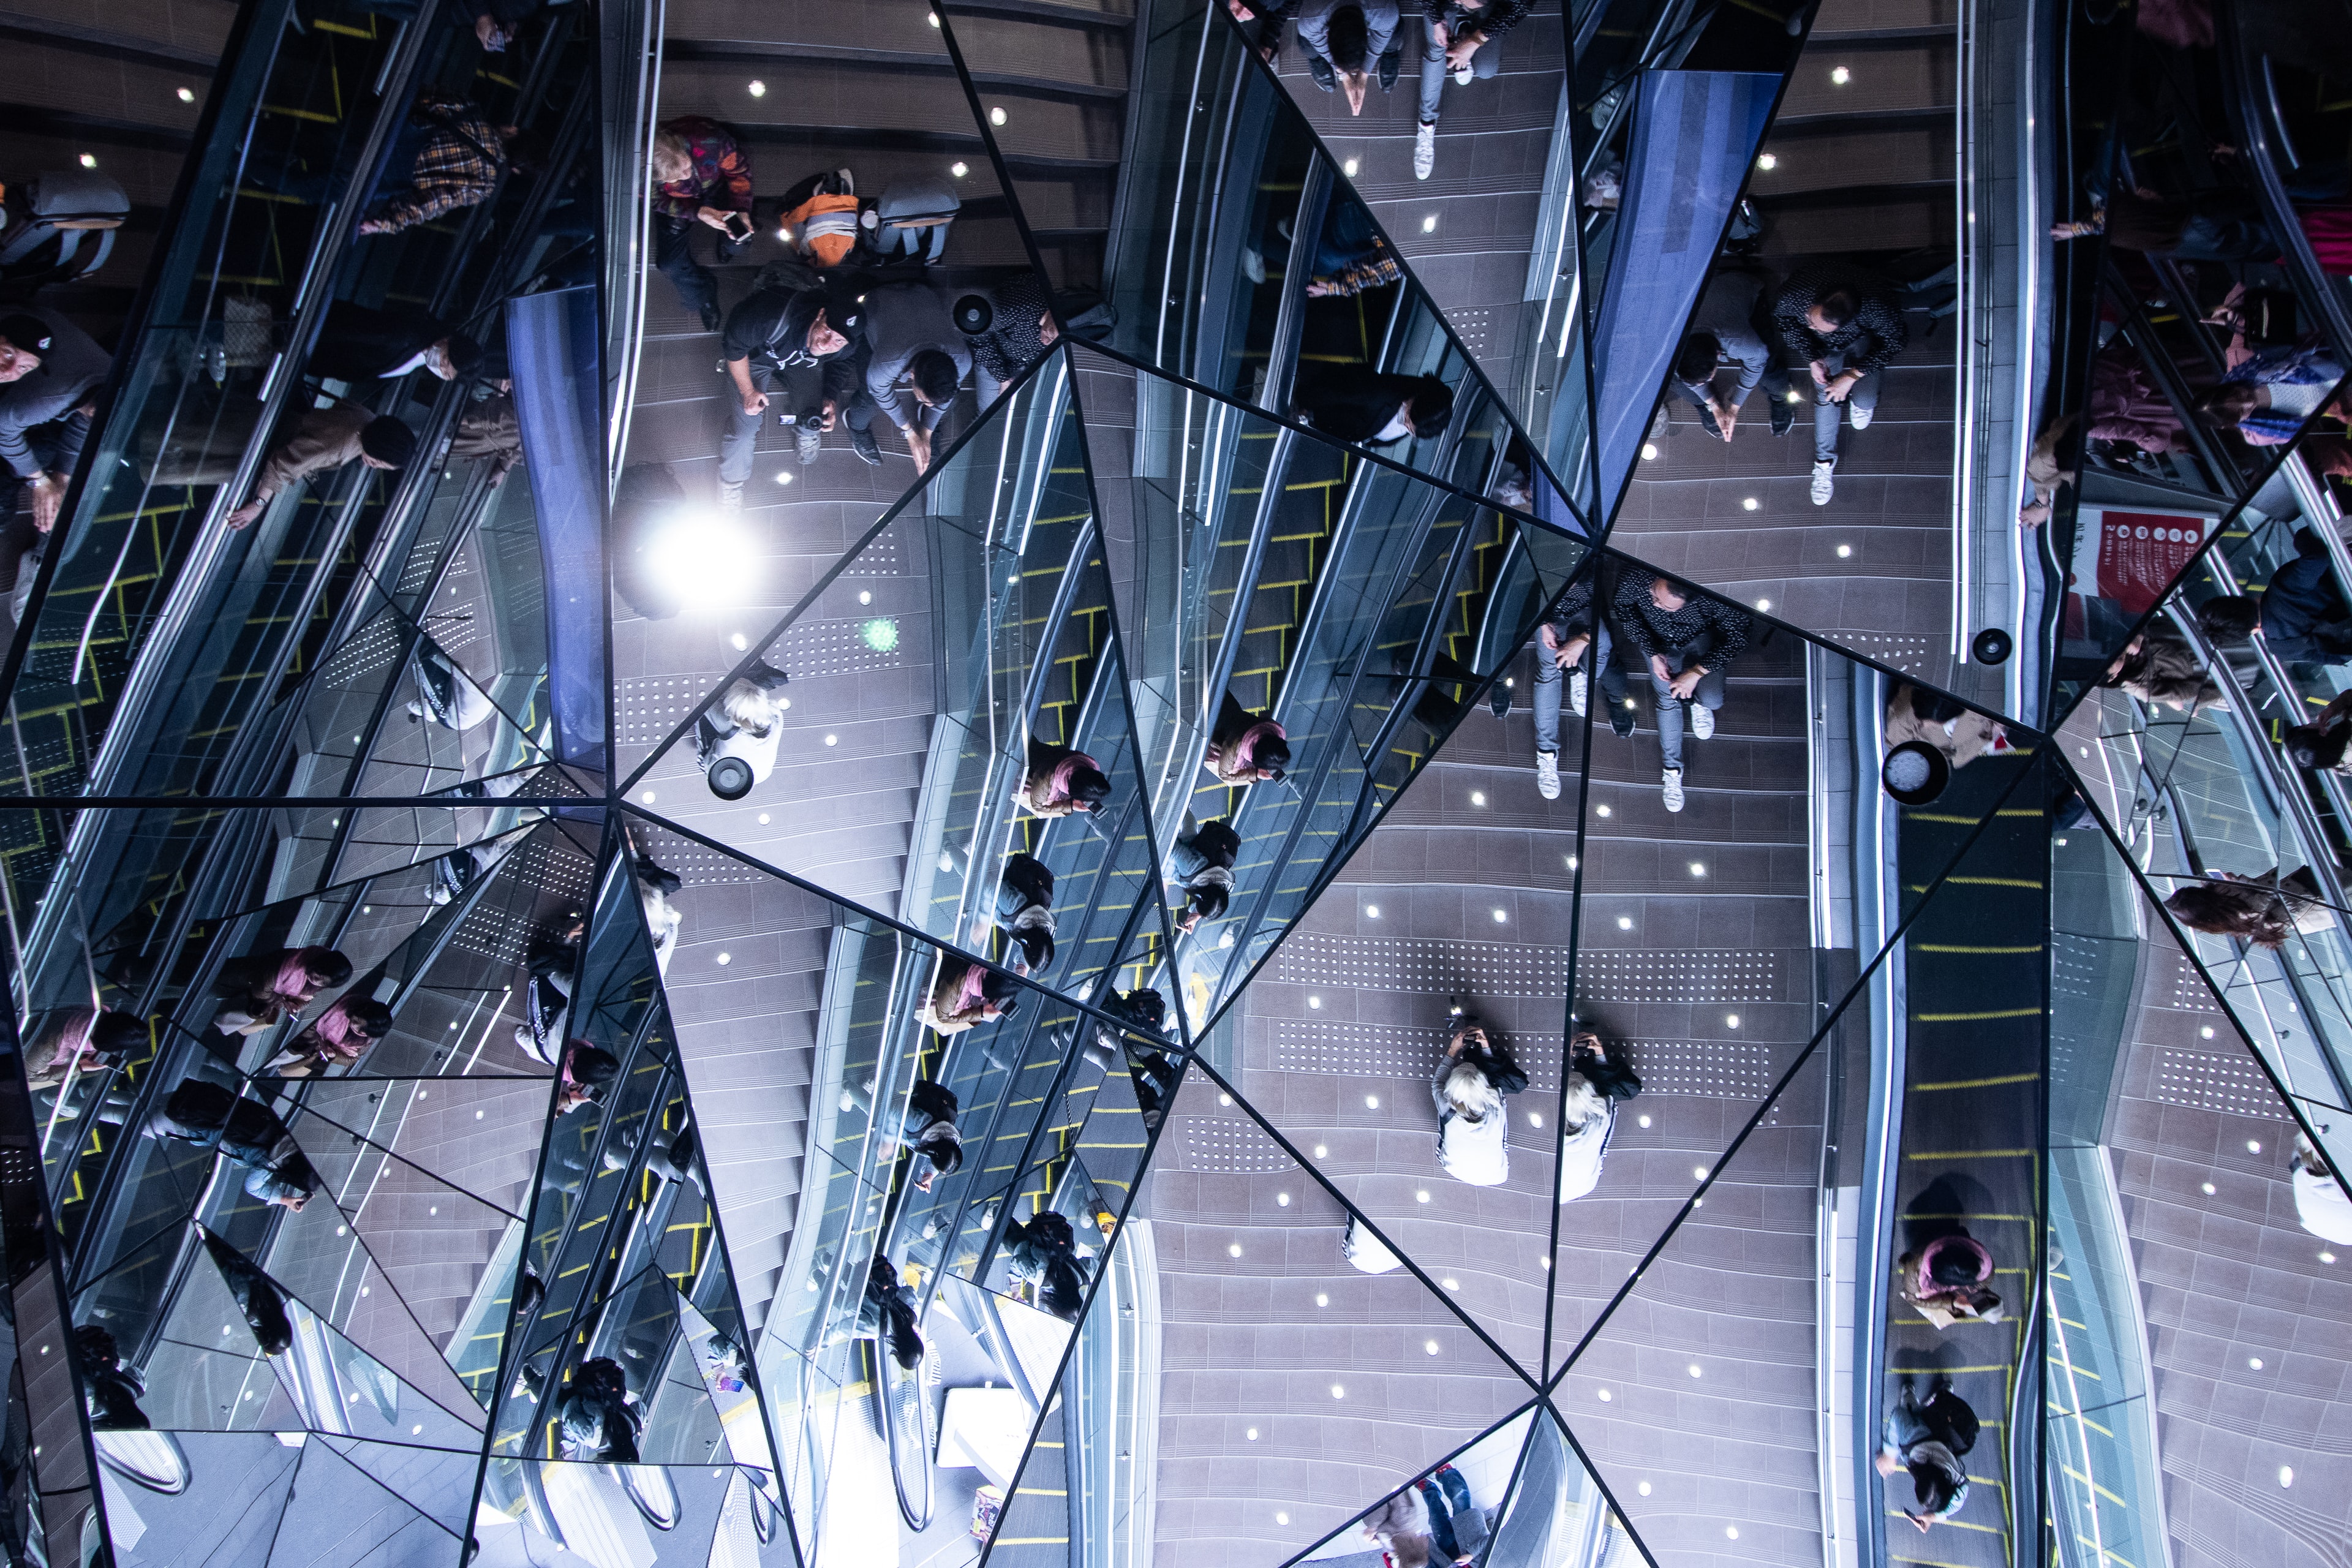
[1343,157,1359,176]
[1218,1092,1232,1106]
[747,80,766,96]
[1491,909,1507,923]
[1314,1145,1328,1158]
[1836,543,1852,558]
[2249,1356,2264,1370]
[1330,1384,1345,1399]
[1755,598,1772,611]
[78,154,96,169]
[1596,804,1612,817]
[1366,903,1381,918]
[1726,1014,1740,1028]
[1688,1363,1703,1378]
[1471,790,1487,806]
[640,790,656,804]
[824,734,839,746]
[990,106,1008,126]
[1638,1482,1651,1496]
[1741,497,1758,511]
[1441,1277,1460,1291]
[2202,1182,2217,1194]
[1421,214,1438,233]
[1694,1166,1709,1180]
[1416,1189,1431,1203]
[1276,1192,1290,1205]
[1831,65,1850,83]
[1690,862,1706,876]
[1425,1340,1439,1355]
[1316,1292,1329,1306]
[716,952,732,966]
[176,87,195,103]
[1596,1387,1612,1401]
[951,161,968,177]
[1365,1095,1379,1109]
[1308,995,1322,1009]
[1640,442,1658,461]
[1229,1243,1243,1257]
[1246,1427,1259,1440]
[1616,916,1634,930]
[1529,1112,1542,1127]
[1756,152,1777,170]
[1638,1114,1651,1128]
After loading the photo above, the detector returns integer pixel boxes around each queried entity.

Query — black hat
[359,416,417,468]
[0,313,53,355]
[707,755,755,800]
[954,293,993,334]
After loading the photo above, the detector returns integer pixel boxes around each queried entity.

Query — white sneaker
[1848,402,1872,431]
[1569,668,1588,717]
[1690,703,1714,741]
[1536,750,1560,800]
[1414,122,1436,180]
[1809,460,1834,506]
[1453,65,1472,85]
[1661,767,1685,813]
[717,478,744,513]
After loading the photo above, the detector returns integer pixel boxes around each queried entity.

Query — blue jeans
[1810,350,1881,465]
[1646,648,1726,771]
[1532,619,1613,753]
[1418,9,1503,124]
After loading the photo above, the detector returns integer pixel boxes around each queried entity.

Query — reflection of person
[554,1357,642,1463]
[1019,736,1110,817]
[1883,683,2003,771]
[23,1008,144,1093]
[1669,270,1773,441]
[2164,865,2339,949]
[1411,0,1531,181]
[1299,0,1399,116]
[355,95,529,237]
[863,1256,925,1370]
[1613,568,1749,813]
[918,957,1021,1036]
[862,282,971,475]
[719,284,872,502]
[1204,692,1291,785]
[893,1080,962,1191]
[307,300,483,383]
[407,642,500,731]
[1168,816,1240,932]
[224,407,416,530]
[2291,1134,2352,1244]
[0,309,108,537]
[1001,1208,1090,1322]
[1415,1464,1483,1566]
[2284,688,2352,774]
[1896,1231,2004,1327]
[130,1079,317,1210]
[556,1039,619,1114]
[1875,1376,1975,1533]
[647,117,753,333]
[1431,1011,1526,1188]
[213,946,353,1035]
[203,1231,295,1356]
[696,660,792,799]
[997,853,1057,972]
[268,994,394,1077]
[966,270,1059,407]
[1291,364,1453,446]
[1767,266,1907,507]
[75,1326,150,1430]
[1558,1030,1639,1203]
[1361,1486,1435,1568]
[2260,532,2352,669]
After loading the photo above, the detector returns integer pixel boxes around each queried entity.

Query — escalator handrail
[2215,9,2352,368]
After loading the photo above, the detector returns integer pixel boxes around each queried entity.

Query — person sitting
[695,660,791,800]
[1204,692,1290,785]
[213,946,353,1035]
[1896,1230,2004,1327]
[1168,816,1240,933]
[1018,736,1110,818]
[355,94,536,237]
[1669,268,1774,440]
[1767,265,1908,506]
[1874,1376,1977,1533]
[1431,1011,1527,1188]
[1557,1029,1639,1203]
[1291,364,1453,447]
[647,117,753,333]
[224,406,417,530]
[0,308,109,535]
[2165,864,2339,949]
[75,1325,149,1430]
[268,993,394,1077]
[862,281,971,473]
[552,1357,641,1463]
[307,300,484,384]
[1299,0,1400,116]
[918,957,1021,1036]
[996,852,1057,973]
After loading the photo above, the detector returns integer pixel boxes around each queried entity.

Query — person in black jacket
[863,1256,925,1370]
[1875,1375,1977,1532]
[1001,1208,1091,1322]
[1291,366,1453,448]
[718,283,873,507]
[996,852,1057,973]
[75,1326,149,1430]
[307,300,484,384]
[1611,568,1750,813]
[1766,266,1907,505]
[964,270,1059,407]
[554,1357,641,1463]
[126,1079,317,1210]
[895,1079,962,1192]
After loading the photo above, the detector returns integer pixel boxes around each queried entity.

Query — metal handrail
[2217,6,2352,365]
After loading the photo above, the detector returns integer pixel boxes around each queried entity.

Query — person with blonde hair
[1558,1029,1640,1202]
[695,659,791,801]
[1431,1009,1527,1186]
[647,118,753,332]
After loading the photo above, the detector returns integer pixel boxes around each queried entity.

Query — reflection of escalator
[1881,750,2043,1563]
[870,1335,935,1529]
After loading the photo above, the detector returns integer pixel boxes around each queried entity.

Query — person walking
[1360,1486,1435,1568]
[1611,567,1749,812]
[996,852,1057,973]
[1767,265,1908,505]
[1167,815,1240,932]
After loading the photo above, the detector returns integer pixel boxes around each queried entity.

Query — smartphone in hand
[723,211,754,243]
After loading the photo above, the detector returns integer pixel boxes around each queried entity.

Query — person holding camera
[649,118,755,333]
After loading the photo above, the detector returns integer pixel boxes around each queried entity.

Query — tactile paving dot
[1619,1039,1777,1099]
[1269,933,1780,1003]
[1171,1117,1291,1174]
[1261,1019,1558,1095]
[2166,955,2221,1014]
[2152,1048,2283,1120]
